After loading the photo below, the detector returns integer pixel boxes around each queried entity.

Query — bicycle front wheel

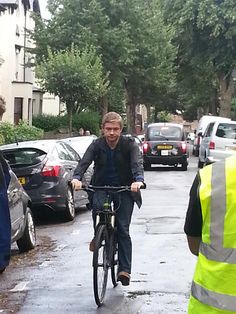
[93,224,109,306]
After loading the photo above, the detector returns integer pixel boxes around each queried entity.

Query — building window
[14,98,23,124]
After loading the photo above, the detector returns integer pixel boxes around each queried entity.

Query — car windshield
[216,123,236,139]
[148,126,182,141]
[2,148,47,166]
[66,136,96,157]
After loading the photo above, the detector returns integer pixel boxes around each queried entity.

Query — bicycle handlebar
[85,184,146,192]
[69,182,146,192]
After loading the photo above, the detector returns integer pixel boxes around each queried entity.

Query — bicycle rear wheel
[110,232,118,287]
[93,224,109,306]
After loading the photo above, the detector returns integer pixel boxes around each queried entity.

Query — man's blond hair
[101,112,123,129]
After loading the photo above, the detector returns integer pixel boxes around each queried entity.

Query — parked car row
[1,138,93,222]
[0,135,96,269]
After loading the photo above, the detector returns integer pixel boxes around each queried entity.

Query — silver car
[198,120,236,167]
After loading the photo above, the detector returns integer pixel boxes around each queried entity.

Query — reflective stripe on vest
[192,281,236,312]
[199,159,236,262]
[190,156,236,313]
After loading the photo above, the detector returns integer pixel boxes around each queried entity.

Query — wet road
[0,156,199,314]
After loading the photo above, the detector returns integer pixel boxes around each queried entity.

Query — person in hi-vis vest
[184,154,236,314]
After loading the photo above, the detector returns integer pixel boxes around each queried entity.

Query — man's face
[102,121,122,146]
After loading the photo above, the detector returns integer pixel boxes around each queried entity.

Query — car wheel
[198,159,204,168]
[16,208,36,253]
[181,161,188,171]
[64,187,75,221]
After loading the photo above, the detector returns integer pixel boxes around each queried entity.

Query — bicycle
[83,185,133,307]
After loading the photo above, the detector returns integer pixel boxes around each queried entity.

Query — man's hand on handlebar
[131,181,145,193]
[71,179,82,190]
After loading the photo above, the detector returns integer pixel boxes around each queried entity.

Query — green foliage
[32,114,65,132]
[0,121,43,144]
[155,111,172,123]
[32,0,177,130]
[36,45,109,115]
[160,0,236,118]
[32,111,100,135]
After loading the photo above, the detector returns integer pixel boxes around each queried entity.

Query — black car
[9,169,36,252]
[142,123,189,171]
[1,139,92,221]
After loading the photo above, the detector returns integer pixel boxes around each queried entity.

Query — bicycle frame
[83,185,131,307]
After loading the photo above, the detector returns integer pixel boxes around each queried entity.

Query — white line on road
[39,261,54,267]
[80,220,90,225]
[71,230,80,235]
[10,281,30,292]
[54,244,67,251]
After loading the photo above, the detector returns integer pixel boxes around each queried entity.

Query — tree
[32,0,177,131]
[161,0,236,118]
[36,45,109,133]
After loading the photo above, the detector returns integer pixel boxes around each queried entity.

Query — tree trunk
[218,72,233,118]
[68,108,73,136]
[146,104,151,123]
[124,79,136,134]
[99,95,108,117]
[126,102,136,134]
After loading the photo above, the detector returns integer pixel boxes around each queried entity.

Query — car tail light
[142,142,150,154]
[209,141,215,149]
[180,142,187,153]
[42,164,61,177]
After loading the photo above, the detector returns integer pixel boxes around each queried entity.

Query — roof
[0,139,61,153]
[0,3,6,11]
[0,0,17,4]
[0,0,40,13]
[147,122,184,129]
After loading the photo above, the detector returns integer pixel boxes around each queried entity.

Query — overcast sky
[39,0,50,19]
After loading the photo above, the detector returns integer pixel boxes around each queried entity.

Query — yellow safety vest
[188,155,236,314]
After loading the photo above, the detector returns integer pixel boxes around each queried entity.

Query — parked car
[193,115,231,156]
[198,120,236,168]
[142,123,189,170]
[122,133,143,154]
[63,135,97,157]
[1,139,92,221]
[8,168,36,252]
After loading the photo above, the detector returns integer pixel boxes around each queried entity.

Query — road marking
[54,244,67,251]
[80,220,90,225]
[39,261,54,267]
[10,281,29,292]
[72,230,80,235]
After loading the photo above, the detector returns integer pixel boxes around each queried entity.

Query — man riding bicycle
[71,112,145,286]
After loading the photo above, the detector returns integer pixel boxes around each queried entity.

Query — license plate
[157,145,173,150]
[18,177,26,185]
[161,150,169,156]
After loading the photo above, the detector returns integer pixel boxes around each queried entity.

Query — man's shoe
[89,238,95,252]
[117,271,130,286]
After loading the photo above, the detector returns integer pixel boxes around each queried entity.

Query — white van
[198,119,236,167]
[193,115,231,156]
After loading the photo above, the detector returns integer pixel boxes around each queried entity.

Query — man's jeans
[92,190,134,274]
